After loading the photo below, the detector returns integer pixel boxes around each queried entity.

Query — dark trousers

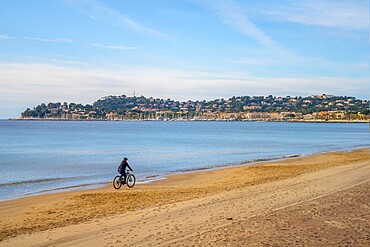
[120,170,127,183]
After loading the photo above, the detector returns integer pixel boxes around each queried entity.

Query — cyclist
[117,157,133,184]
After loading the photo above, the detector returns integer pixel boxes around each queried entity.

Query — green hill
[20,94,369,121]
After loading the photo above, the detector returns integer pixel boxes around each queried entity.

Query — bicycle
[113,170,136,189]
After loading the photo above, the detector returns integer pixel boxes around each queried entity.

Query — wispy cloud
[256,0,368,30]
[2,34,139,51]
[0,62,367,117]
[232,59,267,66]
[62,0,167,38]
[23,36,73,43]
[0,34,15,40]
[202,0,300,65]
[352,63,369,68]
[92,43,141,50]
[205,0,276,48]
[50,59,87,66]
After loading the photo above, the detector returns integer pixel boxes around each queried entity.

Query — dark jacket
[118,160,133,173]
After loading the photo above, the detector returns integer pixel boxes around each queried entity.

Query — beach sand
[0,148,369,246]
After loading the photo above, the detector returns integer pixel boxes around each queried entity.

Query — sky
[0,0,368,118]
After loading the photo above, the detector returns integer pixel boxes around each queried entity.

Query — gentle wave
[241,154,301,164]
[28,182,107,194]
[174,154,302,173]
[0,177,73,188]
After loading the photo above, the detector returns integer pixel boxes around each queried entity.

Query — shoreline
[7,117,370,123]
[2,145,369,203]
[0,148,369,244]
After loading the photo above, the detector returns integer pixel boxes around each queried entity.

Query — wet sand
[0,148,369,246]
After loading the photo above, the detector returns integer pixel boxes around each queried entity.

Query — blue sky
[0,0,368,118]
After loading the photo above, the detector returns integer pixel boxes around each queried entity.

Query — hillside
[20,94,369,121]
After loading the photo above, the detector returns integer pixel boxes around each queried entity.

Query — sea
[0,120,369,201]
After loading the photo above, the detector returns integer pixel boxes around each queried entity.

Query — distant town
[19,94,369,122]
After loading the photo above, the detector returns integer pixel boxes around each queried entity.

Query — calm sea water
[0,120,369,201]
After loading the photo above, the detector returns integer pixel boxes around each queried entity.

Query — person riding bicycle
[117,157,133,184]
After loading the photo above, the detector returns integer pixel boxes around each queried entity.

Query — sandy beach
[0,148,369,246]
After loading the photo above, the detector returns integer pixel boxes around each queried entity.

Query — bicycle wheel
[126,174,136,188]
[113,175,122,189]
